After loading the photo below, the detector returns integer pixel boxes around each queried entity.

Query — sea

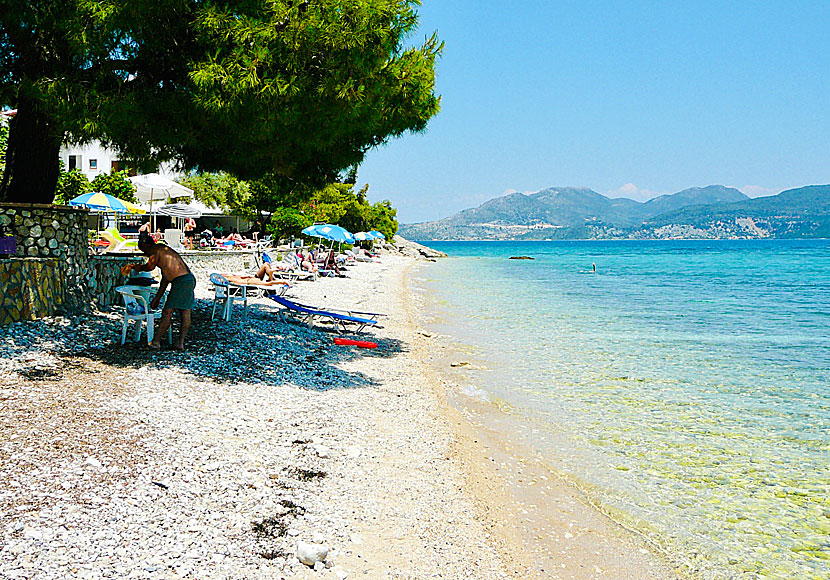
[413,239,829,580]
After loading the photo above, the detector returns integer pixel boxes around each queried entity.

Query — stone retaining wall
[0,258,64,324]
[0,203,89,312]
[182,250,258,282]
[88,255,142,309]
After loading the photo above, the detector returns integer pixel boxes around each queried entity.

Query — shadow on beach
[6,299,405,391]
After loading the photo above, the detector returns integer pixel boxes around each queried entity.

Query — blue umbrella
[369,230,386,240]
[301,224,355,244]
[68,191,132,213]
[352,231,374,241]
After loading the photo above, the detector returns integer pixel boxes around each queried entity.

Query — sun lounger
[100,227,138,253]
[262,251,317,281]
[267,294,385,333]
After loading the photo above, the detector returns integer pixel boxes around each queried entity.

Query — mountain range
[398,185,830,240]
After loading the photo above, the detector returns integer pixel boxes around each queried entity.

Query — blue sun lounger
[267,294,385,333]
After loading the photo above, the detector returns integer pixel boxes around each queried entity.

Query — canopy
[301,224,355,243]
[157,203,202,218]
[68,191,143,214]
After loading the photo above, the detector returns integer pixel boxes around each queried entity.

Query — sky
[356,1,830,223]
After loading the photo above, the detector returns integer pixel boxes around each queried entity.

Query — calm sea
[414,240,829,579]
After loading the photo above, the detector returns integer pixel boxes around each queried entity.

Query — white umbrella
[128,173,194,229]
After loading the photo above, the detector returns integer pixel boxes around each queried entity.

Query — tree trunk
[0,94,63,204]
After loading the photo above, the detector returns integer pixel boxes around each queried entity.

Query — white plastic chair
[209,273,245,321]
[163,229,184,251]
[116,285,172,345]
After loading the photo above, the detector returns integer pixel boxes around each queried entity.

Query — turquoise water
[416,240,830,579]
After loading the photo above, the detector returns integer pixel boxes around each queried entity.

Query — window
[111,160,137,175]
[89,159,97,169]
[68,155,80,170]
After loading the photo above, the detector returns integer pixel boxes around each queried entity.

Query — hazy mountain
[641,185,830,238]
[399,184,757,240]
[637,185,749,217]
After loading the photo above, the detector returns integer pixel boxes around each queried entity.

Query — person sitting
[297,249,318,273]
[322,249,342,276]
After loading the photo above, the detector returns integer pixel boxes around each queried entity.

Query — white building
[59,141,182,181]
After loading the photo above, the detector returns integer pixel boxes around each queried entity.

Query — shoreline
[404,261,683,580]
[1,252,678,579]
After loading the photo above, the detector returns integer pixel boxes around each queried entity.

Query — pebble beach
[0,248,678,580]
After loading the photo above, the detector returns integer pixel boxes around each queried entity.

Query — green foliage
[181,171,251,216]
[294,182,397,242]
[54,165,92,205]
[0,121,7,173]
[178,170,398,242]
[89,170,137,203]
[1,0,442,203]
[267,207,312,240]
[368,199,399,241]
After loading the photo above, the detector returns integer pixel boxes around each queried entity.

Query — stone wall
[0,258,64,324]
[88,255,142,309]
[182,250,258,283]
[0,203,89,312]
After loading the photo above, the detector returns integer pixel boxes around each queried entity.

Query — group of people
[126,227,377,351]
[135,219,261,250]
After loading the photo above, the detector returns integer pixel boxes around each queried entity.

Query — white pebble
[296,540,329,566]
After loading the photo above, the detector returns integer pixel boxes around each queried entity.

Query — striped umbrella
[68,192,136,214]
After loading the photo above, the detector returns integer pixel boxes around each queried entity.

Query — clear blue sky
[356,1,830,223]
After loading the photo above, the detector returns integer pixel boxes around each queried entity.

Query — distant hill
[636,185,749,218]
[640,185,830,239]
[399,184,762,240]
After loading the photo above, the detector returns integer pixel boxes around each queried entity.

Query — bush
[90,170,137,202]
[54,167,92,205]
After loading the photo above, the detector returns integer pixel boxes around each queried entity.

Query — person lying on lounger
[221,273,291,287]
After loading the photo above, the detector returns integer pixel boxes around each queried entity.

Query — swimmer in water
[592,262,596,273]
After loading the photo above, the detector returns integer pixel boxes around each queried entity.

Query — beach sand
[0,253,680,579]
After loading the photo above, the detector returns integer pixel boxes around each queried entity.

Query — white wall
[59,142,182,182]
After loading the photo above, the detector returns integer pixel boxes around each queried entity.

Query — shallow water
[416,240,830,579]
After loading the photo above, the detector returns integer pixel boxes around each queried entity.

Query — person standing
[184,217,197,249]
[129,232,196,351]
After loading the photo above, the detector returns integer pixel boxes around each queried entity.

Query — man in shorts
[130,232,196,351]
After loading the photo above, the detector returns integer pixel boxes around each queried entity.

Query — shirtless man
[130,232,196,350]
